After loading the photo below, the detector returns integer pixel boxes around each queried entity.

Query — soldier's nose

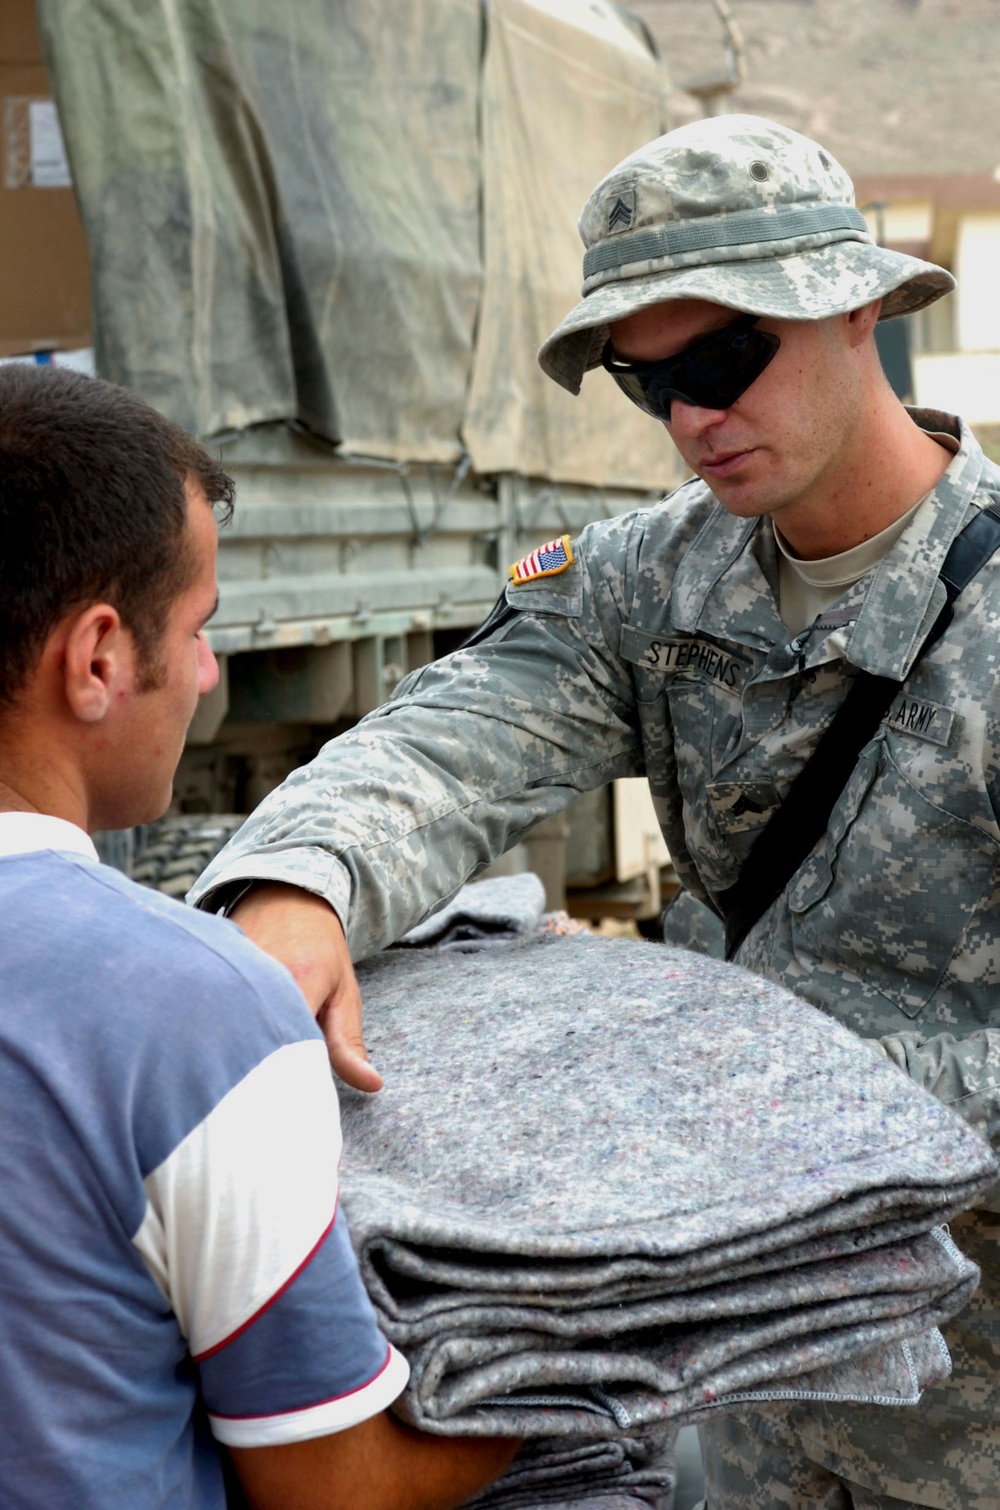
[666,398,730,437]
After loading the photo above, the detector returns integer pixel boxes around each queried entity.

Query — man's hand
[231,882,382,1092]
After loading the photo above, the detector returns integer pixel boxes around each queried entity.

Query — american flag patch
[508,534,575,585]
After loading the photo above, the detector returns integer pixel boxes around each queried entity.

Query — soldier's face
[607,298,870,528]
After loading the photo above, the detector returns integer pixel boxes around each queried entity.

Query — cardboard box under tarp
[0,0,90,357]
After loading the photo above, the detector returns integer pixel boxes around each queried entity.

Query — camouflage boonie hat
[539,114,955,394]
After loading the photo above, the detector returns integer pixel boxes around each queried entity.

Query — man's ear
[845,299,882,347]
[61,603,128,724]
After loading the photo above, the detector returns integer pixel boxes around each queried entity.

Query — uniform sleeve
[880,1028,1000,1163]
[188,515,647,961]
[132,1034,408,1447]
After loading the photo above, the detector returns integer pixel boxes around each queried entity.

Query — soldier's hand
[230,882,383,1093]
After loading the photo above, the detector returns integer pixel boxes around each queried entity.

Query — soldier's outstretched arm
[191,514,649,1080]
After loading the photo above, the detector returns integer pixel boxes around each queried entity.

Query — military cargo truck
[38,0,686,915]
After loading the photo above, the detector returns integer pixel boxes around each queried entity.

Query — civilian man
[0,364,514,1508]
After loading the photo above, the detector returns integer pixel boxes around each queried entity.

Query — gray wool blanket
[465,1428,677,1510]
[340,937,996,1458]
[397,874,547,950]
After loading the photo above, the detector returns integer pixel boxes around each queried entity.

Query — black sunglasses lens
[609,369,662,417]
[605,319,779,421]
[679,323,778,409]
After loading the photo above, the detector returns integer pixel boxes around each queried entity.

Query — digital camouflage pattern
[538,115,954,395]
[191,409,1000,1501]
[192,408,1000,1161]
[700,1210,1000,1509]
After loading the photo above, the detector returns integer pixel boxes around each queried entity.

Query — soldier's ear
[845,299,881,347]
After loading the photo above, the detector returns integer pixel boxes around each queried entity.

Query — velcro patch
[620,625,752,696]
[883,694,954,748]
[707,781,780,837]
[509,535,574,585]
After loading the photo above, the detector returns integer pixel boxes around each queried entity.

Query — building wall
[912,210,1000,424]
[954,214,1000,353]
[913,352,1000,426]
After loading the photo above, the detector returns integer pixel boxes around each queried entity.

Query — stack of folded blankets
[339,935,997,1507]
[467,1431,677,1510]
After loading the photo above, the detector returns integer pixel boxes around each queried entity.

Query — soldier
[192,116,1000,1507]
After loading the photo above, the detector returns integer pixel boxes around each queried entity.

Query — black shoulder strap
[718,499,1000,960]
[458,589,517,650]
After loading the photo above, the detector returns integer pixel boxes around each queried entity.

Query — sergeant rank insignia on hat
[509,534,575,585]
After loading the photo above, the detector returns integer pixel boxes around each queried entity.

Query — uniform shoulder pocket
[788,740,1000,1019]
[505,562,583,618]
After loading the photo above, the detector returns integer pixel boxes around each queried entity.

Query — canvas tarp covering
[38,0,676,489]
[38,0,484,461]
[464,0,671,488]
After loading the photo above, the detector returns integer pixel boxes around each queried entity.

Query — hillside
[631,0,1000,177]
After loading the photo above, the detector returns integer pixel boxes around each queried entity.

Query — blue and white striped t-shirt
[0,814,407,1508]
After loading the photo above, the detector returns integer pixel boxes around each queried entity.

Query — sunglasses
[601,314,781,422]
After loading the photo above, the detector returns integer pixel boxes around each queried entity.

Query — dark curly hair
[0,364,234,707]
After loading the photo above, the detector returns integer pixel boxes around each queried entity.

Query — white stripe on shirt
[132,1037,342,1355]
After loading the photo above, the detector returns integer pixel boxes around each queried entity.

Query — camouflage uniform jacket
[192,410,1000,1158]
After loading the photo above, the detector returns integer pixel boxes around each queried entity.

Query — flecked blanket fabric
[466,1428,677,1510]
[396,874,547,950]
[340,937,995,1456]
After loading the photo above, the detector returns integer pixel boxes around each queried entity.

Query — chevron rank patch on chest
[509,534,574,585]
